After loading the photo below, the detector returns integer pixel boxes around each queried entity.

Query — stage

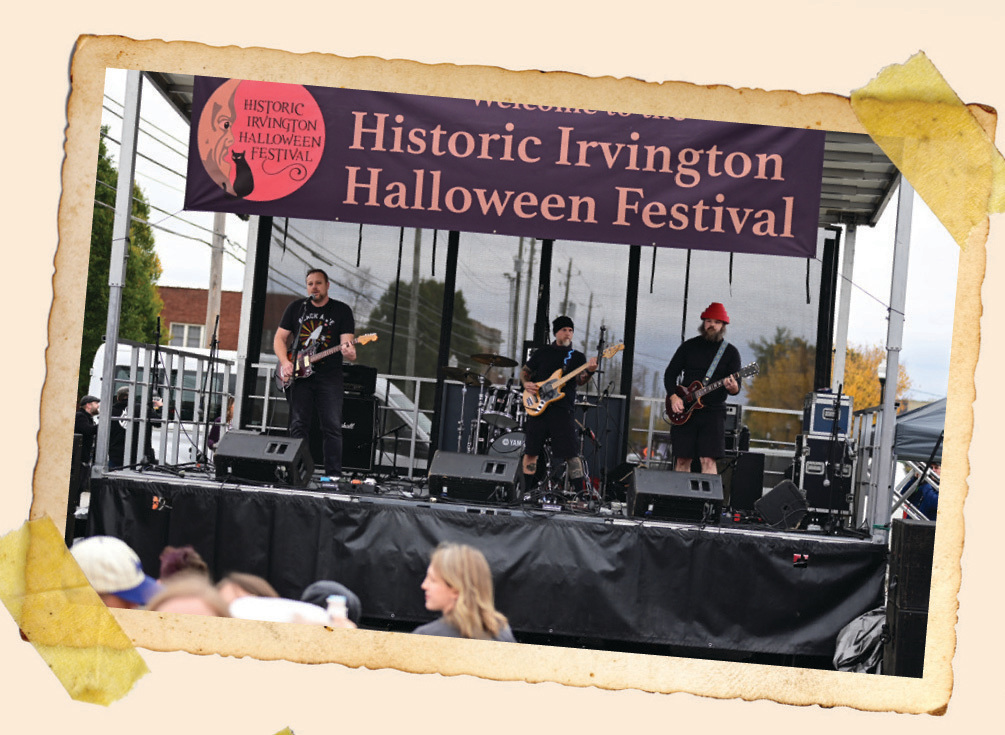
[83,468,886,663]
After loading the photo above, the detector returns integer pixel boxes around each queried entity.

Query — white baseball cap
[70,536,161,605]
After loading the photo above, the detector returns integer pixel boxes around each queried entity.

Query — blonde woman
[413,542,516,642]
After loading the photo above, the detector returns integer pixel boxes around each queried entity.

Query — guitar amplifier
[794,433,856,514]
[343,364,377,397]
[724,403,743,434]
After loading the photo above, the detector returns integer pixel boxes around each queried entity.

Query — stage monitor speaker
[308,397,376,472]
[719,452,765,511]
[215,431,313,487]
[428,450,521,505]
[889,518,936,612]
[628,469,723,523]
[755,480,807,529]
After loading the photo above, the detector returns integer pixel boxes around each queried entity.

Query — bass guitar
[274,333,378,392]
[665,362,758,425]
[522,343,624,417]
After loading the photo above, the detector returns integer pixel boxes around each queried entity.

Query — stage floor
[83,467,886,661]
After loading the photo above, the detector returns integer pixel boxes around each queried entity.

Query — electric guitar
[665,362,758,425]
[522,343,624,417]
[274,333,378,392]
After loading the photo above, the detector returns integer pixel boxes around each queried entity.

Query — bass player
[663,302,741,475]
[273,268,356,478]
[520,316,598,494]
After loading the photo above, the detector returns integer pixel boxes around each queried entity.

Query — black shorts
[524,405,578,460]
[670,408,726,459]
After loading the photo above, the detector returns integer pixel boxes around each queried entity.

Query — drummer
[520,316,598,494]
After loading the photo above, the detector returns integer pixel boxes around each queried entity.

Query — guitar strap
[703,340,729,385]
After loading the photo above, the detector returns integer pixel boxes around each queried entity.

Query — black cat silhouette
[231,151,255,198]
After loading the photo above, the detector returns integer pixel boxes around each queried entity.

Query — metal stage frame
[86,470,886,663]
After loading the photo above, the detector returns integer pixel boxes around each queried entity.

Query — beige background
[3,0,1002,730]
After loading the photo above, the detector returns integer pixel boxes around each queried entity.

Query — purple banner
[186,77,825,257]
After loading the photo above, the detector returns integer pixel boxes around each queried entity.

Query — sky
[100,68,959,402]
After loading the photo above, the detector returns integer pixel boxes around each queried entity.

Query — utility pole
[205,211,225,347]
[406,228,421,376]
[512,236,524,363]
[583,292,593,355]
[521,239,535,353]
[560,257,572,316]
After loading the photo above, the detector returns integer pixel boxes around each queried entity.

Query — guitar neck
[303,337,357,364]
[694,372,737,399]
[548,362,593,390]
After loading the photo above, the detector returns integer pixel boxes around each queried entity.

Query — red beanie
[700,302,730,324]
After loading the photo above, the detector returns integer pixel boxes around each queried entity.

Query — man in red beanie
[663,302,742,474]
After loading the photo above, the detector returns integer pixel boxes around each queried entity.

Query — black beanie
[552,315,574,334]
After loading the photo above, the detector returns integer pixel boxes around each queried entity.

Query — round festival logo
[197,79,325,202]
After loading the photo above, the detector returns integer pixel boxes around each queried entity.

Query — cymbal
[440,366,488,386]
[470,353,518,368]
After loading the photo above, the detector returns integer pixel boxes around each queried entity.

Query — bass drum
[487,429,527,456]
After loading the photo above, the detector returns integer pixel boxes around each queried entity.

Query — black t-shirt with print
[526,342,587,409]
[279,297,355,375]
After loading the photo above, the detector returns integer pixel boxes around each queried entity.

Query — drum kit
[441,352,525,456]
[441,352,603,501]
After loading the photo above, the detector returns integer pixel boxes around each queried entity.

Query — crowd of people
[69,535,514,642]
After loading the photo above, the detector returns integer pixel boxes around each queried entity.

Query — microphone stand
[821,385,846,534]
[199,314,222,464]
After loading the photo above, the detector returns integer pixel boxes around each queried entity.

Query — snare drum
[481,384,521,429]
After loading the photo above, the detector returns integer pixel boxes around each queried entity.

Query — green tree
[78,128,164,399]
[364,277,481,382]
[744,327,816,443]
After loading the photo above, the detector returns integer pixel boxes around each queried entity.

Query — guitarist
[273,268,356,478]
[663,302,741,475]
[520,316,598,493]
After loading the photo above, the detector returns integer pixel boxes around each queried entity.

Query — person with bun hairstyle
[663,302,742,475]
[413,542,516,642]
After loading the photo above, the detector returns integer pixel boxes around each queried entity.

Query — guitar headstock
[603,343,625,360]
[740,362,759,378]
[356,333,379,345]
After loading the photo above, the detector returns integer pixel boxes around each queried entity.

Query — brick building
[158,286,243,351]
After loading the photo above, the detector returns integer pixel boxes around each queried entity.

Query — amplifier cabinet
[802,392,853,436]
[794,433,856,515]
[307,397,376,472]
[724,403,743,435]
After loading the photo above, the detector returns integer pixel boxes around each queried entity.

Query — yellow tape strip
[851,52,1005,249]
[0,517,149,705]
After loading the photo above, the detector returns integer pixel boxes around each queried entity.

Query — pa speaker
[428,450,521,505]
[883,607,928,678]
[628,469,723,523]
[214,431,313,487]
[755,480,807,529]
[889,518,936,611]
